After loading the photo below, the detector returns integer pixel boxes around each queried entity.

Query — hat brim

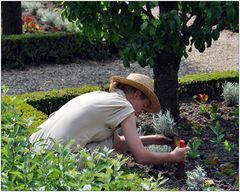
[111,76,160,113]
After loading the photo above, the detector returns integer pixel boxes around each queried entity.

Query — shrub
[21,1,43,15]
[179,70,239,101]
[2,33,115,69]
[152,110,178,138]
[186,166,207,191]
[222,81,239,106]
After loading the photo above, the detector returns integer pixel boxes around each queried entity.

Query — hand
[155,134,173,145]
[170,146,190,162]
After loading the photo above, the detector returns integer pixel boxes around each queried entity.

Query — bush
[178,70,239,101]
[186,166,207,191]
[222,81,239,106]
[1,33,116,69]
[152,110,178,138]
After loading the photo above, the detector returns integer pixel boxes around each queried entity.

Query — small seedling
[187,137,201,159]
[223,140,235,153]
[192,122,202,135]
[220,162,235,176]
[205,154,219,166]
[193,94,209,114]
[209,121,225,145]
[208,102,220,121]
[231,107,239,127]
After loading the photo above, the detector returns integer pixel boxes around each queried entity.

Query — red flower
[197,94,209,103]
[24,15,35,23]
[30,22,37,29]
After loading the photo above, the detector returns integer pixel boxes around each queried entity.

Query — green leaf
[140,21,148,31]
[211,29,220,41]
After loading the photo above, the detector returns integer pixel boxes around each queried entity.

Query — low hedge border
[178,70,239,100]
[2,70,238,128]
[1,32,116,69]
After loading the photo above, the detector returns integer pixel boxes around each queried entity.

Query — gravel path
[1,30,239,95]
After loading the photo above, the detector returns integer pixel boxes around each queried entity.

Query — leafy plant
[222,81,239,106]
[192,122,202,136]
[193,94,209,114]
[1,90,168,191]
[152,110,178,138]
[187,137,202,159]
[223,140,235,153]
[209,121,225,145]
[146,145,172,153]
[186,166,207,191]
[21,1,43,15]
[231,106,239,127]
[208,102,220,121]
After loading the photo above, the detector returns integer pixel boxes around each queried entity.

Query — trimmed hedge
[2,70,239,128]
[178,70,239,100]
[1,32,115,69]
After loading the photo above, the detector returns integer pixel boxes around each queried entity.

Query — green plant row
[2,70,238,129]
[1,32,116,69]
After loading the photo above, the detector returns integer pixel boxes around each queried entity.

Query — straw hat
[110,73,160,113]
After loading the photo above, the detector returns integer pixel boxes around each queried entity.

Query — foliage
[2,32,113,69]
[231,106,239,127]
[21,1,43,15]
[187,137,201,159]
[186,166,207,191]
[193,93,209,114]
[1,91,168,191]
[209,121,225,145]
[222,81,239,106]
[223,140,235,153]
[36,8,76,32]
[178,70,239,100]
[146,144,171,153]
[62,1,239,68]
[23,15,44,33]
[152,110,178,138]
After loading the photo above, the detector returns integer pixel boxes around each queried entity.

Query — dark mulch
[124,99,239,191]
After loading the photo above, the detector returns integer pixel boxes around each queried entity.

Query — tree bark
[2,1,22,35]
[153,51,181,121]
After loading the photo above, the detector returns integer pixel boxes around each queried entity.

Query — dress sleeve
[103,96,135,129]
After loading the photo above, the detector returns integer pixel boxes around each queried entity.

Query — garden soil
[125,100,239,191]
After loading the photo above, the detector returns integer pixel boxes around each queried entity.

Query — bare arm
[117,113,189,165]
[114,134,172,153]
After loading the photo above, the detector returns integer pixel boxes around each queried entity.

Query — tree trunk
[1,1,22,35]
[153,50,181,121]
